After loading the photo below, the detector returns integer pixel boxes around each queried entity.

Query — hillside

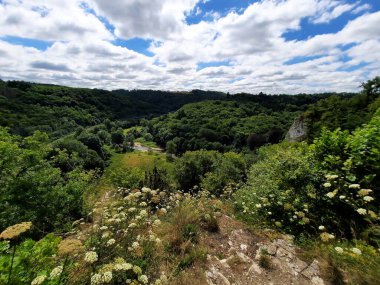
[0,78,379,285]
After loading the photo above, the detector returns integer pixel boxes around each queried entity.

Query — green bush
[234,109,380,239]
[0,234,61,285]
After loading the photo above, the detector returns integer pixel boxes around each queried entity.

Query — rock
[240,244,248,251]
[206,267,231,285]
[286,116,307,142]
[248,261,262,275]
[302,260,321,279]
[312,276,325,285]
[237,252,253,263]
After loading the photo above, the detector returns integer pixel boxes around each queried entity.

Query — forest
[0,77,379,285]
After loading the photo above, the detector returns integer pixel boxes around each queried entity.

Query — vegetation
[1,77,380,284]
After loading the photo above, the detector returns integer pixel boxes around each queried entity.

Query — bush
[234,109,380,239]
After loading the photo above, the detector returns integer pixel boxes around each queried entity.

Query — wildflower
[274,221,282,227]
[339,195,346,199]
[351,248,362,255]
[358,189,372,196]
[139,275,149,284]
[84,251,98,264]
[106,239,116,246]
[0,222,32,240]
[356,208,367,215]
[101,271,113,283]
[255,204,262,208]
[132,242,139,249]
[140,210,148,217]
[368,210,378,219]
[326,174,338,180]
[31,275,47,285]
[140,202,147,207]
[91,273,102,285]
[334,247,344,254]
[49,266,63,279]
[349,184,360,189]
[153,219,161,227]
[102,232,110,239]
[320,232,335,242]
[133,265,142,275]
[323,182,332,188]
[326,192,335,198]
[318,226,325,231]
[302,217,310,224]
[100,226,108,231]
[58,239,84,256]
[128,223,137,228]
[363,196,374,202]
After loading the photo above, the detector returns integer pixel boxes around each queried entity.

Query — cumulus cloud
[90,0,200,40]
[0,0,378,94]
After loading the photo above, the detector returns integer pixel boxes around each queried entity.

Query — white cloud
[312,1,356,24]
[0,0,378,94]
[90,0,200,40]
[0,0,112,41]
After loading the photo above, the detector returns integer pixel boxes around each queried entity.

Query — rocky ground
[202,215,327,285]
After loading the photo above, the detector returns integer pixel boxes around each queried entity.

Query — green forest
[0,77,379,285]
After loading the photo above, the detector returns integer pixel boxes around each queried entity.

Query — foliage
[234,108,380,239]
[109,167,145,189]
[173,150,246,193]
[0,127,92,233]
[305,77,380,140]
[0,234,61,285]
[147,96,324,154]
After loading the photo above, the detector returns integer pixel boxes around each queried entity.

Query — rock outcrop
[204,215,327,285]
[286,116,308,142]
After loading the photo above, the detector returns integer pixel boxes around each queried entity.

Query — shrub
[234,109,380,239]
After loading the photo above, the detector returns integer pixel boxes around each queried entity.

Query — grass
[84,150,174,209]
[297,238,380,285]
[134,137,160,148]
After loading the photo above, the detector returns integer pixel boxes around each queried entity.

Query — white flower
[318,226,325,231]
[49,266,63,279]
[140,202,147,207]
[139,275,149,284]
[326,192,335,198]
[139,210,148,217]
[323,182,332,188]
[351,248,362,255]
[31,275,47,285]
[326,174,338,180]
[349,184,360,189]
[153,219,161,227]
[101,271,113,283]
[100,226,108,231]
[106,239,116,246]
[339,195,346,199]
[114,262,132,271]
[255,204,262,208]
[84,251,98,263]
[133,265,142,275]
[357,208,367,215]
[363,196,374,202]
[334,247,344,254]
[91,273,102,285]
[132,241,140,249]
[128,223,137,228]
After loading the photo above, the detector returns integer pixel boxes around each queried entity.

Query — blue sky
[0,0,379,93]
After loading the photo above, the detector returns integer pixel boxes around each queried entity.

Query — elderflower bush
[234,109,380,239]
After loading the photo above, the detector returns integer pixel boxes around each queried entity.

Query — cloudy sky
[0,0,379,94]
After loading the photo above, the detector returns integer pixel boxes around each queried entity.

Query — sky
[0,0,379,94]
